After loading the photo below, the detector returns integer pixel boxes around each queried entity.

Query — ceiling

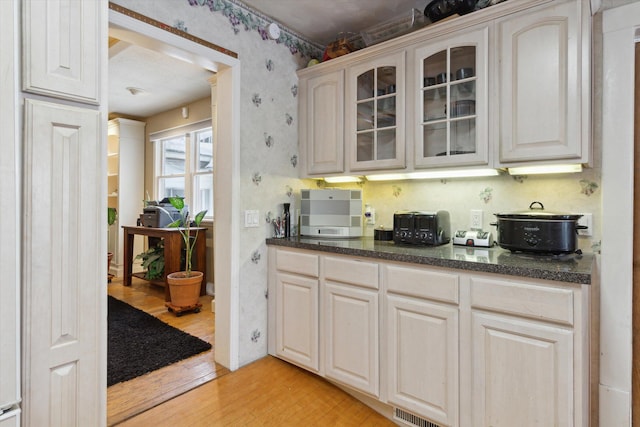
[241,0,426,46]
[108,38,215,119]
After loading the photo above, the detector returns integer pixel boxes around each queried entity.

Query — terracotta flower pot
[167,271,203,307]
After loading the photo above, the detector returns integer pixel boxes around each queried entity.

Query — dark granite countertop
[266,236,594,285]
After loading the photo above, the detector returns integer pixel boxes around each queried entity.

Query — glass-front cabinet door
[414,27,488,168]
[346,51,406,171]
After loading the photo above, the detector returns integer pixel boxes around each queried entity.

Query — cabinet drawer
[276,249,319,278]
[324,256,379,290]
[470,277,574,326]
[384,264,459,304]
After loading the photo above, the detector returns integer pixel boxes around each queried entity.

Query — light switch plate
[244,210,260,228]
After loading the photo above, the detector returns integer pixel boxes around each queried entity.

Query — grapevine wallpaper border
[187,0,324,59]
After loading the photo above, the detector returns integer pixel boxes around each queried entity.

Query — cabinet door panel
[0,411,20,427]
[275,272,319,371]
[498,0,584,163]
[414,26,489,168]
[304,70,345,175]
[324,282,379,397]
[23,0,103,103]
[347,51,406,171]
[387,295,458,426]
[471,312,573,427]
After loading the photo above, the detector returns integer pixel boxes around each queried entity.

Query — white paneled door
[22,99,105,426]
[21,0,107,425]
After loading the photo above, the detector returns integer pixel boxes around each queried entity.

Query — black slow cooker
[492,202,586,254]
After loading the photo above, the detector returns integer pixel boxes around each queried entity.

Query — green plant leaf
[107,207,117,226]
[194,210,207,226]
[168,196,185,211]
[167,219,182,228]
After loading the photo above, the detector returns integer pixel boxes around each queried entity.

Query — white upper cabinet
[414,26,489,168]
[300,70,345,175]
[22,0,102,104]
[496,0,590,165]
[295,0,591,176]
[346,51,406,171]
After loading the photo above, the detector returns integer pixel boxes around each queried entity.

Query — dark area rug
[108,296,212,387]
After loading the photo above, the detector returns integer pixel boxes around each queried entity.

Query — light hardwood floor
[118,356,395,426]
[107,277,230,426]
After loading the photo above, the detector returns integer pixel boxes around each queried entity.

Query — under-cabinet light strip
[323,176,363,183]
[365,168,500,181]
[507,164,583,175]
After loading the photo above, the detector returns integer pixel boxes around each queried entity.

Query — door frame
[601,4,640,425]
[108,7,241,370]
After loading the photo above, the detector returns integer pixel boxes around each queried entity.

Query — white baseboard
[599,384,630,426]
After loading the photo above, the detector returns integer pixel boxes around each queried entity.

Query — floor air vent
[394,407,442,427]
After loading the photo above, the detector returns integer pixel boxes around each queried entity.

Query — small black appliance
[393,211,451,246]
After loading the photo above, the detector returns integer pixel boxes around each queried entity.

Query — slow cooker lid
[494,201,583,221]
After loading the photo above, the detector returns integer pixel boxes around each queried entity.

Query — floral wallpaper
[115,0,315,366]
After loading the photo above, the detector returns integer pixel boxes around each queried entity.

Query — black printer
[141,198,186,228]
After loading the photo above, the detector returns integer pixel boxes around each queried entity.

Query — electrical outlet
[470,209,483,230]
[577,213,593,236]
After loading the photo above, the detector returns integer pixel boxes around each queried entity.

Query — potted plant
[107,207,117,281]
[160,197,207,308]
[134,241,165,281]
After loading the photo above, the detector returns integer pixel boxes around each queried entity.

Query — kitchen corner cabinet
[497,0,590,165]
[414,26,489,168]
[300,70,345,175]
[107,118,145,277]
[346,51,406,171]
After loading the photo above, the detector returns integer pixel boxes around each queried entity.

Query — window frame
[151,120,214,220]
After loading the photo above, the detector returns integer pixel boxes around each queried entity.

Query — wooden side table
[122,225,207,301]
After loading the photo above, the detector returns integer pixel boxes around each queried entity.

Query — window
[153,121,213,219]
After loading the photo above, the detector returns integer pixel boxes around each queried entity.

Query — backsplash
[311,167,601,253]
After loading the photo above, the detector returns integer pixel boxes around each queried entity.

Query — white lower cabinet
[324,281,379,397]
[272,248,320,372]
[471,312,572,427]
[268,247,592,427]
[323,256,380,396]
[386,294,458,426]
[275,272,319,372]
[468,276,586,427]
